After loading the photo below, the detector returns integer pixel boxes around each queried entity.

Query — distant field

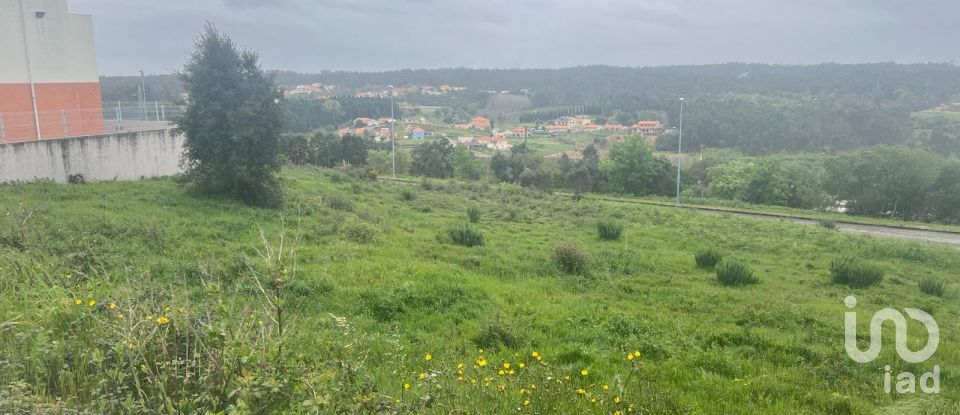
[912,110,960,121]
[1,168,958,413]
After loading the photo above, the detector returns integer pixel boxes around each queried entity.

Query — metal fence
[0,102,184,143]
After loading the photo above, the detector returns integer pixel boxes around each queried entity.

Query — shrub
[467,206,482,223]
[716,260,759,286]
[326,195,354,212]
[447,224,485,247]
[830,258,885,288]
[400,189,416,201]
[919,278,946,297]
[553,242,590,274]
[596,219,625,241]
[818,220,838,230]
[695,249,723,269]
[339,216,380,243]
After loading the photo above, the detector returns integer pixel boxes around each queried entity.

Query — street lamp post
[676,97,684,206]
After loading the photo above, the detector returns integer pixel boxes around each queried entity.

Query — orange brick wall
[0,82,104,142]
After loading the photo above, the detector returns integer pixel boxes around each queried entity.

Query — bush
[339,216,380,243]
[919,278,946,297]
[596,219,625,241]
[326,195,354,212]
[716,260,759,286]
[695,249,723,269]
[447,225,485,247]
[400,189,416,201]
[467,206,482,223]
[553,242,590,274]
[830,258,885,288]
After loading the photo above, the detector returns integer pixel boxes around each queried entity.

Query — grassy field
[1,167,959,414]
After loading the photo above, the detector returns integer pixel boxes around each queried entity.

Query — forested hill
[101,63,960,156]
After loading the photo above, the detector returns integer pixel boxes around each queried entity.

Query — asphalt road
[678,206,960,250]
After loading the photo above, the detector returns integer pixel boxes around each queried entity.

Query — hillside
[1,168,957,413]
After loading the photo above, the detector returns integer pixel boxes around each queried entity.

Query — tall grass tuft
[553,242,590,274]
[830,258,884,288]
[716,260,759,286]
[919,278,946,297]
[447,224,485,247]
[400,189,416,201]
[467,206,482,223]
[695,249,723,269]
[596,219,625,241]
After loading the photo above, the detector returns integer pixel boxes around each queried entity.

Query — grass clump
[400,189,416,201]
[919,278,946,297]
[596,218,625,241]
[818,220,838,230]
[830,258,885,288]
[447,224,485,247]
[715,260,759,286]
[326,195,354,212]
[695,249,723,269]
[467,206,482,223]
[553,242,590,274]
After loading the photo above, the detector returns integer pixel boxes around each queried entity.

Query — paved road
[380,179,960,250]
[694,209,960,250]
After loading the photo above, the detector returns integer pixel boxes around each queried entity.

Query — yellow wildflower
[156,315,170,325]
[425,353,432,361]
[498,370,505,376]
[518,362,526,369]
[498,384,505,392]
[580,369,589,376]
[576,388,586,395]
[614,396,622,403]
[75,299,82,305]
[403,383,410,390]
[503,362,510,369]
[634,350,640,357]
[109,302,117,310]
[603,384,609,390]
[419,372,426,380]
[457,362,464,369]
[477,358,487,367]
[627,353,635,360]
[523,399,530,406]
[531,351,539,358]
[87,299,96,307]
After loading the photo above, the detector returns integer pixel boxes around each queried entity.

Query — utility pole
[390,87,396,178]
[676,97,685,206]
[19,0,42,140]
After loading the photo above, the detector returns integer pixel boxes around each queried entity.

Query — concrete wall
[0,128,184,183]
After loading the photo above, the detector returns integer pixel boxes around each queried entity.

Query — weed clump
[400,189,416,201]
[716,260,759,286]
[467,206,482,223]
[818,220,838,230]
[326,195,354,212]
[447,225,485,247]
[473,321,520,350]
[553,242,590,274]
[830,258,884,288]
[695,249,723,269]
[919,278,946,297]
[596,219,624,241]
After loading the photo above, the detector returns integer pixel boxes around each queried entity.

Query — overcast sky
[70,0,959,76]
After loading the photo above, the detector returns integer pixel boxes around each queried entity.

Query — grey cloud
[69,0,959,75]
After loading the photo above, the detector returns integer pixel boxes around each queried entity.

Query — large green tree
[177,24,284,206]
[601,137,665,195]
[411,138,455,178]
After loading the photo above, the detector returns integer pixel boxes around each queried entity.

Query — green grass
[1,166,959,413]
